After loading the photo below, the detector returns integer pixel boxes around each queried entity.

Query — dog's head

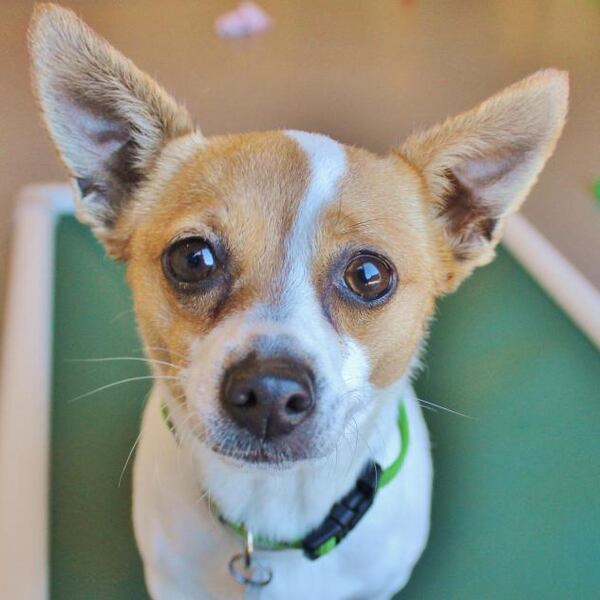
[30,5,568,466]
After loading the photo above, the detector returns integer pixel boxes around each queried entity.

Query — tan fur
[29,4,568,399]
[315,147,437,387]
[126,132,310,377]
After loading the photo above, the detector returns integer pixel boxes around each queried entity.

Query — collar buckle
[302,461,382,560]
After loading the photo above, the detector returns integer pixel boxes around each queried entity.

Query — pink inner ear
[453,150,523,192]
[62,95,131,162]
[52,95,144,228]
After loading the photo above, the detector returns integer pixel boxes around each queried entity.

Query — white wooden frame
[0,184,73,600]
[0,184,598,599]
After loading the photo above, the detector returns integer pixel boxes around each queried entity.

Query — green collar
[161,400,410,560]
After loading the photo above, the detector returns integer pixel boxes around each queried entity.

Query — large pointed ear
[29,4,194,257]
[399,69,568,293]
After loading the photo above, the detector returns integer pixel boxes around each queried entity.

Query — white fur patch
[283,130,372,385]
[284,130,347,255]
[277,131,368,414]
[341,335,370,391]
[278,130,346,321]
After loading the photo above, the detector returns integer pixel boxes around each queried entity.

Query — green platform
[51,216,600,599]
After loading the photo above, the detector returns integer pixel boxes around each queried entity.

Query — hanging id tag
[228,528,272,588]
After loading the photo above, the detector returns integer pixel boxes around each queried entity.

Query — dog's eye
[163,237,217,284]
[344,253,395,301]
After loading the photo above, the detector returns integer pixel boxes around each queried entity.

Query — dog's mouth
[203,417,325,468]
[208,434,317,468]
[210,442,292,467]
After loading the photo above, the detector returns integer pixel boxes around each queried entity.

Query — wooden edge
[0,183,73,600]
[504,213,600,350]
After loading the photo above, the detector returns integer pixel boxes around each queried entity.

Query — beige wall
[1,0,599,325]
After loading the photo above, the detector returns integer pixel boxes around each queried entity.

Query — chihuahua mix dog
[29,4,567,599]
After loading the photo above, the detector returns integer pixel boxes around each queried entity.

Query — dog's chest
[133,388,432,600]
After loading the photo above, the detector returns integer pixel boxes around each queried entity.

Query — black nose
[221,357,315,439]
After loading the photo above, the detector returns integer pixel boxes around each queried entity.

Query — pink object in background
[214,2,273,39]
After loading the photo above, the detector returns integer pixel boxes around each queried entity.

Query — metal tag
[228,529,272,588]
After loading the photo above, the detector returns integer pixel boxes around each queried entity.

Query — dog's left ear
[29,4,194,258]
[399,69,568,293]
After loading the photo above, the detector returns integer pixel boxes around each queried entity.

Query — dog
[29,4,568,599]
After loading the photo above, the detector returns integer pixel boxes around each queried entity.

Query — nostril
[285,393,311,415]
[231,387,258,408]
[245,390,257,407]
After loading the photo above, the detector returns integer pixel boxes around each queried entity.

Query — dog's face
[30,5,568,465]
[126,131,438,463]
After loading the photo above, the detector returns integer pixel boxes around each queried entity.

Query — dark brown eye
[163,237,217,285]
[344,253,395,301]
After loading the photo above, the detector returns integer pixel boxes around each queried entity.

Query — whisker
[68,375,179,403]
[66,356,181,371]
[110,308,135,325]
[348,416,362,474]
[119,430,142,487]
[418,398,475,419]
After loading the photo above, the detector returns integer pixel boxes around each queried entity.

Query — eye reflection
[163,237,218,285]
[344,253,395,301]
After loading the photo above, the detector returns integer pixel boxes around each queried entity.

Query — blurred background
[1,0,599,332]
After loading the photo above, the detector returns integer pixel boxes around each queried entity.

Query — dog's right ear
[29,4,194,258]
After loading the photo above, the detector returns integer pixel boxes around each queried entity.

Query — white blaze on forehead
[283,130,346,288]
[274,131,345,337]
[285,131,347,248]
[268,131,349,369]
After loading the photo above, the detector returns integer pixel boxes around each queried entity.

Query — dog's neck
[161,378,410,542]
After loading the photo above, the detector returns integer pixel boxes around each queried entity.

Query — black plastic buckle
[302,461,382,560]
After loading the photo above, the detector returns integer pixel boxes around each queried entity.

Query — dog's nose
[221,357,315,439]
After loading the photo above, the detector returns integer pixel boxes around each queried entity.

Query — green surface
[594,177,600,208]
[51,217,148,599]
[51,216,600,599]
